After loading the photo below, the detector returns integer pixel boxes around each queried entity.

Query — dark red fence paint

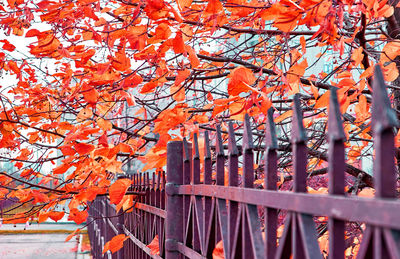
[87,65,400,258]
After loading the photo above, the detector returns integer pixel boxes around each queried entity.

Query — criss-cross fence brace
[87,65,400,259]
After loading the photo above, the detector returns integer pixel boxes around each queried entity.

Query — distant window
[323,63,333,74]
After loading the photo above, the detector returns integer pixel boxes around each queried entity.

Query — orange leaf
[109,178,132,205]
[82,85,99,104]
[382,62,399,82]
[172,31,185,54]
[140,81,158,94]
[97,118,113,131]
[351,47,364,67]
[227,66,255,96]
[68,208,88,225]
[314,91,330,109]
[177,0,192,9]
[53,163,71,175]
[212,240,224,259]
[74,143,95,155]
[102,234,129,254]
[65,228,81,242]
[358,187,375,198]
[38,211,49,223]
[118,143,133,154]
[205,0,223,14]
[48,211,65,222]
[1,40,16,52]
[175,69,191,86]
[274,110,293,123]
[147,235,160,255]
[287,59,308,85]
[185,45,200,68]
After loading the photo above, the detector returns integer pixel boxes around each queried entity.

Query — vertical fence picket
[215,125,229,258]
[242,114,264,259]
[264,108,278,259]
[227,123,240,259]
[151,171,156,248]
[290,94,322,259]
[328,87,346,259]
[161,171,166,257]
[203,130,214,257]
[192,133,202,253]
[183,138,192,249]
[166,141,184,259]
[292,94,308,259]
[139,172,144,259]
[143,172,151,255]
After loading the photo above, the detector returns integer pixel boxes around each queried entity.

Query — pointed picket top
[216,124,224,156]
[243,114,254,151]
[328,87,346,141]
[228,122,239,155]
[204,130,211,159]
[193,133,200,159]
[183,137,190,162]
[372,65,399,133]
[265,108,278,150]
[292,94,307,143]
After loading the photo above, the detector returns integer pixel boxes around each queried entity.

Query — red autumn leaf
[122,74,143,90]
[74,142,95,155]
[118,143,133,154]
[175,69,191,86]
[185,45,200,68]
[60,145,76,156]
[48,211,65,222]
[102,234,129,254]
[25,29,41,37]
[81,84,99,104]
[38,211,49,223]
[227,66,255,96]
[140,81,158,94]
[65,228,81,242]
[205,0,224,14]
[212,240,224,259]
[68,208,88,225]
[172,31,185,54]
[147,235,160,255]
[314,91,330,109]
[1,40,16,52]
[109,178,132,205]
[99,133,109,147]
[53,163,70,175]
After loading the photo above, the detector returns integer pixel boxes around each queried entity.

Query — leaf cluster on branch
[0,0,399,254]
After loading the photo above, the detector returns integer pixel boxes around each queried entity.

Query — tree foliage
[0,0,400,254]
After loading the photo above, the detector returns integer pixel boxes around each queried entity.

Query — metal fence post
[165,141,184,259]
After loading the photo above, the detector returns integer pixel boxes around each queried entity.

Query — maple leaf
[109,178,132,205]
[102,234,129,254]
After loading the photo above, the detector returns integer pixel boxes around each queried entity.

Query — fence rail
[88,65,400,258]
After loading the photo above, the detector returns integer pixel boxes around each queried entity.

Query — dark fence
[87,66,400,258]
